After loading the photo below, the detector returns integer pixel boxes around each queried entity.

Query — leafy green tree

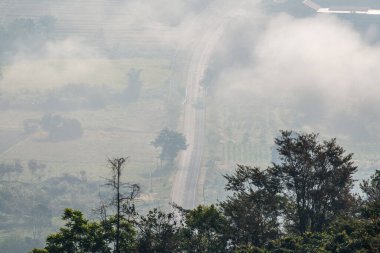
[234,245,267,253]
[360,169,380,232]
[151,128,187,163]
[30,133,369,253]
[361,170,380,204]
[220,165,284,248]
[272,131,357,234]
[42,208,110,253]
[323,215,380,253]
[266,232,331,253]
[137,208,179,253]
[30,249,48,253]
[180,205,229,252]
[31,208,137,253]
[100,215,136,253]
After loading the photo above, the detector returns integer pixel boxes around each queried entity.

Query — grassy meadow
[0,57,178,207]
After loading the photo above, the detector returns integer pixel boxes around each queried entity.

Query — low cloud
[1,1,380,141]
[213,13,380,140]
[1,38,121,91]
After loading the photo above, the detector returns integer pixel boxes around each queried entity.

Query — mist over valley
[0,1,380,251]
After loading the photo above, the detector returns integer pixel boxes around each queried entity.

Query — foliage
[30,133,380,253]
[30,249,48,253]
[266,232,329,253]
[34,201,380,253]
[41,114,83,142]
[272,131,357,234]
[180,204,229,252]
[151,128,187,162]
[361,170,380,204]
[101,157,140,253]
[221,165,284,247]
[137,208,179,253]
[234,244,268,253]
[266,215,380,253]
[33,208,137,253]
[43,208,112,253]
[325,217,380,253]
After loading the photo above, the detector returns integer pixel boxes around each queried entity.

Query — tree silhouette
[151,128,187,164]
[104,157,140,253]
[272,130,357,233]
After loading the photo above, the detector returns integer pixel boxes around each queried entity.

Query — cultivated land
[0,57,177,207]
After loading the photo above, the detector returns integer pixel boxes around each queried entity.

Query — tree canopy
[151,128,187,162]
[31,131,380,253]
[272,130,357,233]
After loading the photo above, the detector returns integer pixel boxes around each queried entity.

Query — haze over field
[0,0,380,251]
[2,0,380,140]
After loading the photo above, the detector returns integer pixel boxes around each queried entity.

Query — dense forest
[30,131,380,253]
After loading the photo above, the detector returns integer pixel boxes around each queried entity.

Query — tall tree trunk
[116,160,121,253]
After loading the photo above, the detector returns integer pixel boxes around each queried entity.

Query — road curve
[170,7,247,209]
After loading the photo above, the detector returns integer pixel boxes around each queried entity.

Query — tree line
[31,131,380,252]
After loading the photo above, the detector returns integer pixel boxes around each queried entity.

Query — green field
[0,57,181,207]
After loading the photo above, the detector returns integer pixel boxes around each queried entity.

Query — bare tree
[104,157,140,253]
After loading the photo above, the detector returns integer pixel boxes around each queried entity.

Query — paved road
[170,7,247,209]
[0,0,248,209]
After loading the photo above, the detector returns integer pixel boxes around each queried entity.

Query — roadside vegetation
[30,131,380,253]
[151,128,187,175]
